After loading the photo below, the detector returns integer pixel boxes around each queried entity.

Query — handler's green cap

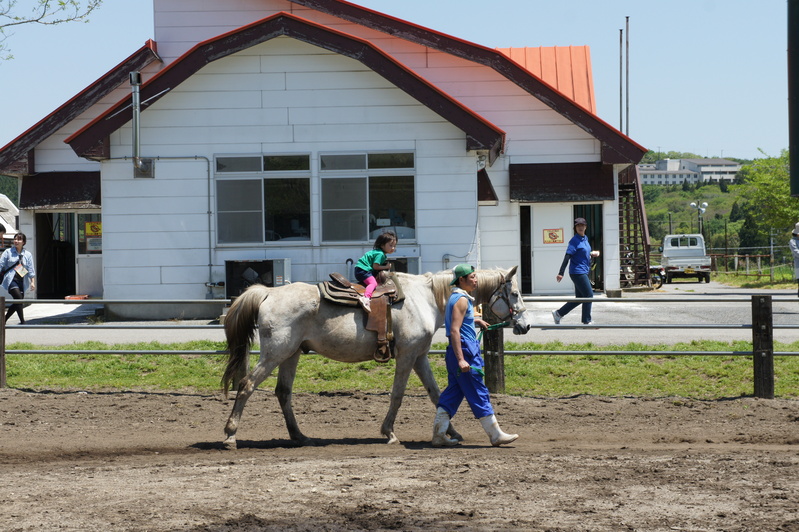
[450,264,475,285]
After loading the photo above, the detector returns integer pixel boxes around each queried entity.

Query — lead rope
[477,321,510,342]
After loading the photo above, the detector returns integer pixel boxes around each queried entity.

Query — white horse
[221,267,532,448]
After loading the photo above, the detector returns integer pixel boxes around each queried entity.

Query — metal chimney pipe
[130,71,143,169]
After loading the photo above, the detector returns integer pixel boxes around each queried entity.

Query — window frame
[214,153,312,245]
[319,151,416,243]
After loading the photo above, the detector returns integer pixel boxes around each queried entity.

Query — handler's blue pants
[437,339,494,419]
[556,272,593,324]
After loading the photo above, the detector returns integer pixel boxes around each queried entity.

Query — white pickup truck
[660,234,712,283]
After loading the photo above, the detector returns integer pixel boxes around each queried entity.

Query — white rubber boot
[431,407,460,447]
[479,414,519,446]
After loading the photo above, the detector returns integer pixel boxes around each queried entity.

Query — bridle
[486,277,517,324]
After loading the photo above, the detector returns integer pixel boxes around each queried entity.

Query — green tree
[729,200,744,222]
[0,175,17,204]
[741,150,796,233]
[0,1,102,61]
[737,213,770,255]
[642,185,661,204]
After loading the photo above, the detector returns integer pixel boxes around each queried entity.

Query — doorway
[519,204,603,294]
[35,212,102,298]
[574,205,604,290]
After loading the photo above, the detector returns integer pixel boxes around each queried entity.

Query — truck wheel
[705,273,711,283]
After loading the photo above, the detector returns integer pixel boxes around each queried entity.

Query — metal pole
[625,16,630,136]
[619,28,623,131]
[789,0,799,195]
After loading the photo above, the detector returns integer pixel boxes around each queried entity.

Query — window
[321,152,415,242]
[264,179,310,241]
[216,155,310,244]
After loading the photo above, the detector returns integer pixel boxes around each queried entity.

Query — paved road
[7,279,799,347]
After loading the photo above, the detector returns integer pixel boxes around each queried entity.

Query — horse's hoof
[291,435,315,447]
[386,433,399,445]
[222,438,237,450]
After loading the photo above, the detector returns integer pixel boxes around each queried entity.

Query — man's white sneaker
[551,310,561,324]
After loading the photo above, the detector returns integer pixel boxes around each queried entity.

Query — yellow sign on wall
[85,221,102,237]
[543,228,564,244]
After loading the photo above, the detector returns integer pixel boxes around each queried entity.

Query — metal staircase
[618,165,653,288]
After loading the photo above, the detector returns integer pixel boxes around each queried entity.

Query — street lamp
[689,201,708,236]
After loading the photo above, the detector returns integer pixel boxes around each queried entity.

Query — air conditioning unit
[392,257,420,274]
[225,259,291,299]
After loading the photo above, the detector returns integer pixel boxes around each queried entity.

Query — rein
[477,320,511,342]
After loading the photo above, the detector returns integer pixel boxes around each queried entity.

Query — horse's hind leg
[223,362,272,450]
[413,353,463,441]
[275,350,312,445]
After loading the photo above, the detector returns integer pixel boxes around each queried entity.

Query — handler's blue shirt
[565,234,593,275]
[444,291,477,342]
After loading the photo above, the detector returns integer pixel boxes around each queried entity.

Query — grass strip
[4,339,798,399]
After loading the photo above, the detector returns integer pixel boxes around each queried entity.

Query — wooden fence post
[482,307,505,394]
[0,296,5,388]
[751,295,774,399]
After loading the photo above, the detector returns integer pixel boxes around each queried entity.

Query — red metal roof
[496,46,596,114]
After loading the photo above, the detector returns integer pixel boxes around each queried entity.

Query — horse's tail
[221,284,271,397]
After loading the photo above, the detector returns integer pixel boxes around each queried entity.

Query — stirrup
[373,345,391,363]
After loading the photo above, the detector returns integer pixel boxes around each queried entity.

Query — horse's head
[485,266,532,335]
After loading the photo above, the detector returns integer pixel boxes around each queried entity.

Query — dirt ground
[0,388,797,532]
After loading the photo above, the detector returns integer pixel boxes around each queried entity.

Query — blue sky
[0,0,789,161]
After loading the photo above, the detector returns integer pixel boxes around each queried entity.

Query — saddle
[318,272,404,363]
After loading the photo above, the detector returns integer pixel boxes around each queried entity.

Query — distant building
[639,158,740,185]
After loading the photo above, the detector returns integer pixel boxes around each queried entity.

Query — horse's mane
[429,268,506,313]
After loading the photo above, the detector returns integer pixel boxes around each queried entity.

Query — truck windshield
[669,237,699,247]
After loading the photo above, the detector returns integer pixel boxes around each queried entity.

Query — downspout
[110,155,214,296]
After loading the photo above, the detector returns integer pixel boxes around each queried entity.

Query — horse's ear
[505,265,518,282]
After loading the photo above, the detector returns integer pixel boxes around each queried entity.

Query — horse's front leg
[380,353,416,444]
[275,351,313,445]
[223,362,271,450]
[413,353,463,442]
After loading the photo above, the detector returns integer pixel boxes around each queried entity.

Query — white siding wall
[147,2,610,282]
[100,37,480,301]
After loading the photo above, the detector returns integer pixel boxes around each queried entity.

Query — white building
[0,0,646,318]
[639,158,740,186]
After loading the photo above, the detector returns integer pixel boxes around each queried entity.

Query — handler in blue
[431,264,519,447]
[552,217,600,325]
